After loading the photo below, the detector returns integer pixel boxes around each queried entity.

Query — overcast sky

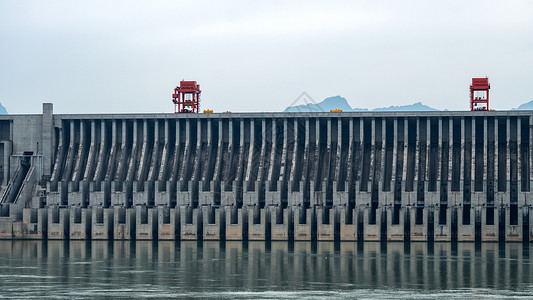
[1,0,532,114]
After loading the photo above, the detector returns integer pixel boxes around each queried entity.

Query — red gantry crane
[172,80,201,113]
[470,77,490,111]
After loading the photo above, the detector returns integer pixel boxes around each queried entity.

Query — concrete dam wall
[0,104,532,242]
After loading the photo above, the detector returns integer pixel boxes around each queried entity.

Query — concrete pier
[157,206,179,240]
[48,207,69,240]
[180,207,202,240]
[0,106,531,242]
[91,207,113,240]
[225,206,246,240]
[69,207,91,240]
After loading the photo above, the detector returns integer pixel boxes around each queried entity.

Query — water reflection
[0,241,532,298]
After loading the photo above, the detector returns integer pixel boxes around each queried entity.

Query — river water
[0,240,532,299]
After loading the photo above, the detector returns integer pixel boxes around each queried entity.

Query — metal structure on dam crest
[0,103,532,242]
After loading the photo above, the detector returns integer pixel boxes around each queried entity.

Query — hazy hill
[373,102,439,111]
[513,100,533,110]
[0,102,7,114]
[284,96,438,112]
[283,96,366,112]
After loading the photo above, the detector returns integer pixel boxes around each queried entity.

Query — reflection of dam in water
[0,240,532,297]
[0,103,532,242]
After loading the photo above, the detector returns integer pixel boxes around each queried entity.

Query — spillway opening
[230,206,238,225]
[162,207,171,224]
[415,207,423,225]
[30,209,38,224]
[439,204,447,225]
[463,204,471,225]
[73,208,82,224]
[95,208,104,224]
[117,208,126,224]
[392,204,401,225]
[486,206,495,225]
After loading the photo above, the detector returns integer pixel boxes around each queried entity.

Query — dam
[0,103,532,242]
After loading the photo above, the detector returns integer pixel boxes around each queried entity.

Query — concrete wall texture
[0,103,532,242]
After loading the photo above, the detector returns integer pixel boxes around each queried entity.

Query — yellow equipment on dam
[0,103,532,242]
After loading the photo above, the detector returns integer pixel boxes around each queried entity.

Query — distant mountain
[0,102,7,114]
[284,96,438,112]
[373,102,439,112]
[513,100,533,110]
[283,96,366,112]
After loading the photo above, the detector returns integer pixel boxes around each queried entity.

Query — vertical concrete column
[483,117,488,184]
[136,206,157,240]
[114,119,127,188]
[437,118,443,183]
[278,118,288,190]
[369,118,375,184]
[339,207,356,241]
[135,119,148,183]
[157,206,178,240]
[202,206,225,240]
[225,207,247,240]
[457,205,475,241]
[248,207,269,240]
[288,119,300,205]
[108,119,117,179]
[317,207,338,241]
[448,118,453,185]
[434,204,451,241]
[530,116,533,192]
[304,118,310,195]
[387,205,405,241]
[91,207,113,240]
[64,120,76,183]
[495,117,499,188]
[267,118,277,186]
[72,120,86,183]
[147,119,160,182]
[180,206,202,240]
[410,205,428,241]
[126,120,138,183]
[113,206,135,240]
[460,117,465,186]
[69,207,91,240]
[507,118,511,189]
[48,207,70,240]
[506,206,522,242]
[402,118,409,188]
[530,206,533,242]
[363,205,380,241]
[258,118,267,185]
[472,116,477,191]
[347,118,354,199]
[270,206,292,241]
[94,119,108,183]
[518,117,522,189]
[379,118,386,184]
[42,103,54,177]
[391,118,398,183]
[481,205,499,242]
[198,119,213,205]
[294,207,315,240]
[84,120,94,181]
[333,117,347,205]
[414,118,420,183]
[244,119,255,183]
[156,120,170,203]
[424,118,430,185]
